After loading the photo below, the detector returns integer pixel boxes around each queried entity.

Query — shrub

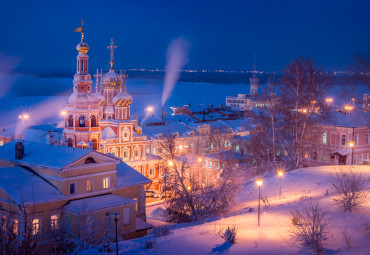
[290,201,331,254]
[331,169,368,212]
[152,225,170,237]
[218,225,237,244]
[144,239,155,249]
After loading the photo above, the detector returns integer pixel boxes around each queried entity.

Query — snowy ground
[81,165,370,255]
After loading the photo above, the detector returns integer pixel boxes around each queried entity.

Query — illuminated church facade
[62,28,149,172]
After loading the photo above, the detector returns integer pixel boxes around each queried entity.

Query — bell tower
[62,21,101,150]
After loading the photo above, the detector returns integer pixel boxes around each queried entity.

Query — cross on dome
[107,38,117,70]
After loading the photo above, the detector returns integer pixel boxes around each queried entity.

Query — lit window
[235,145,240,151]
[135,150,139,157]
[13,219,18,235]
[87,180,93,192]
[51,215,59,230]
[153,148,157,155]
[123,151,127,159]
[103,177,110,189]
[354,135,359,146]
[146,148,149,153]
[304,151,308,159]
[1,215,6,231]
[32,218,40,235]
[0,141,3,146]
[209,161,212,168]
[322,133,327,144]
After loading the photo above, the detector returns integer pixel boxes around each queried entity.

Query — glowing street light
[349,142,354,166]
[277,170,284,199]
[344,105,353,111]
[187,186,191,191]
[325,98,333,104]
[302,108,307,114]
[168,160,174,167]
[256,179,263,227]
[197,157,202,162]
[19,113,30,126]
[145,106,154,113]
[60,110,67,117]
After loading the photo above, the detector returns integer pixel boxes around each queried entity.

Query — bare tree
[331,168,368,212]
[279,57,329,169]
[159,134,244,223]
[290,201,331,254]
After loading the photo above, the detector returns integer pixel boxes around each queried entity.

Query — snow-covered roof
[146,153,162,161]
[141,121,192,139]
[101,126,118,140]
[0,140,92,169]
[64,194,135,213]
[0,166,65,204]
[116,161,151,188]
[320,109,370,128]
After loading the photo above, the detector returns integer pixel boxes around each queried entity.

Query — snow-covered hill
[83,165,370,255]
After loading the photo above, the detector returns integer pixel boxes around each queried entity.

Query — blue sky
[0,0,369,72]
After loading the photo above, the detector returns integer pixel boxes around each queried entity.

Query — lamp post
[112,212,119,255]
[349,142,354,166]
[256,179,263,227]
[277,171,283,199]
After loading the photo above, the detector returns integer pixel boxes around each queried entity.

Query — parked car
[146,190,160,198]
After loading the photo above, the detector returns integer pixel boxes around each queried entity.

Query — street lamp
[60,110,67,117]
[349,142,354,166]
[112,212,119,255]
[145,106,154,113]
[168,160,174,167]
[277,170,283,199]
[256,179,263,227]
[19,113,30,126]
[197,157,202,162]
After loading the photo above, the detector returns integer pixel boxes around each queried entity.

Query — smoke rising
[161,37,190,106]
[0,53,20,99]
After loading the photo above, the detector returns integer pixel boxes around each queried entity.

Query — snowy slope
[82,165,370,255]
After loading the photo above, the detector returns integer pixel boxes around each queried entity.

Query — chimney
[15,141,24,160]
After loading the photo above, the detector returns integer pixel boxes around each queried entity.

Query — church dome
[113,91,132,107]
[101,69,121,89]
[95,92,106,106]
[76,41,89,54]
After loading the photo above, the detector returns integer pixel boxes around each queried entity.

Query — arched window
[91,115,97,127]
[92,138,98,150]
[85,157,96,164]
[68,115,73,127]
[81,60,84,72]
[67,138,73,147]
[79,116,85,127]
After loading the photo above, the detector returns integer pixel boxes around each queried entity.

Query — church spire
[107,38,117,70]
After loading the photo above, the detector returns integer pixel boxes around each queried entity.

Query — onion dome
[95,92,106,106]
[76,41,89,54]
[113,91,132,107]
[101,69,121,89]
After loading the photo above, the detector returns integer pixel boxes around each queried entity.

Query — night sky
[0,0,369,72]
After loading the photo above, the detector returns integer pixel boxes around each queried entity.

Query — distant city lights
[325,98,333,103]
[344,105,353,111]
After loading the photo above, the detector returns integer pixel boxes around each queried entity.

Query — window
[359,154,363,164]
[322,153,327,161]
[85,157,95,164]
[354,134,359,146]
[304,151,308,159]
[235,145,240,151]
[123,208,130,225]
[0,141,3,146]
[87,180,93,192]
[341,135,346,146]
[133,198,138,212]
[210,143,214,149]
[322,132,327,144]
[50,215,59,231]
[209,161,212,168]
[1,215,6,231]
[123,151,128,159]
[91,115,97,127]
[32,218,40,235]
[13,219,18,235]
[65,215,71,231]
[79,115,86,127]
[153,148,157,155]
[353,155,357,165]
[103,177,110,189]
[312,151,317,160]
[146,148,150,153]
[70,183,76,194]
